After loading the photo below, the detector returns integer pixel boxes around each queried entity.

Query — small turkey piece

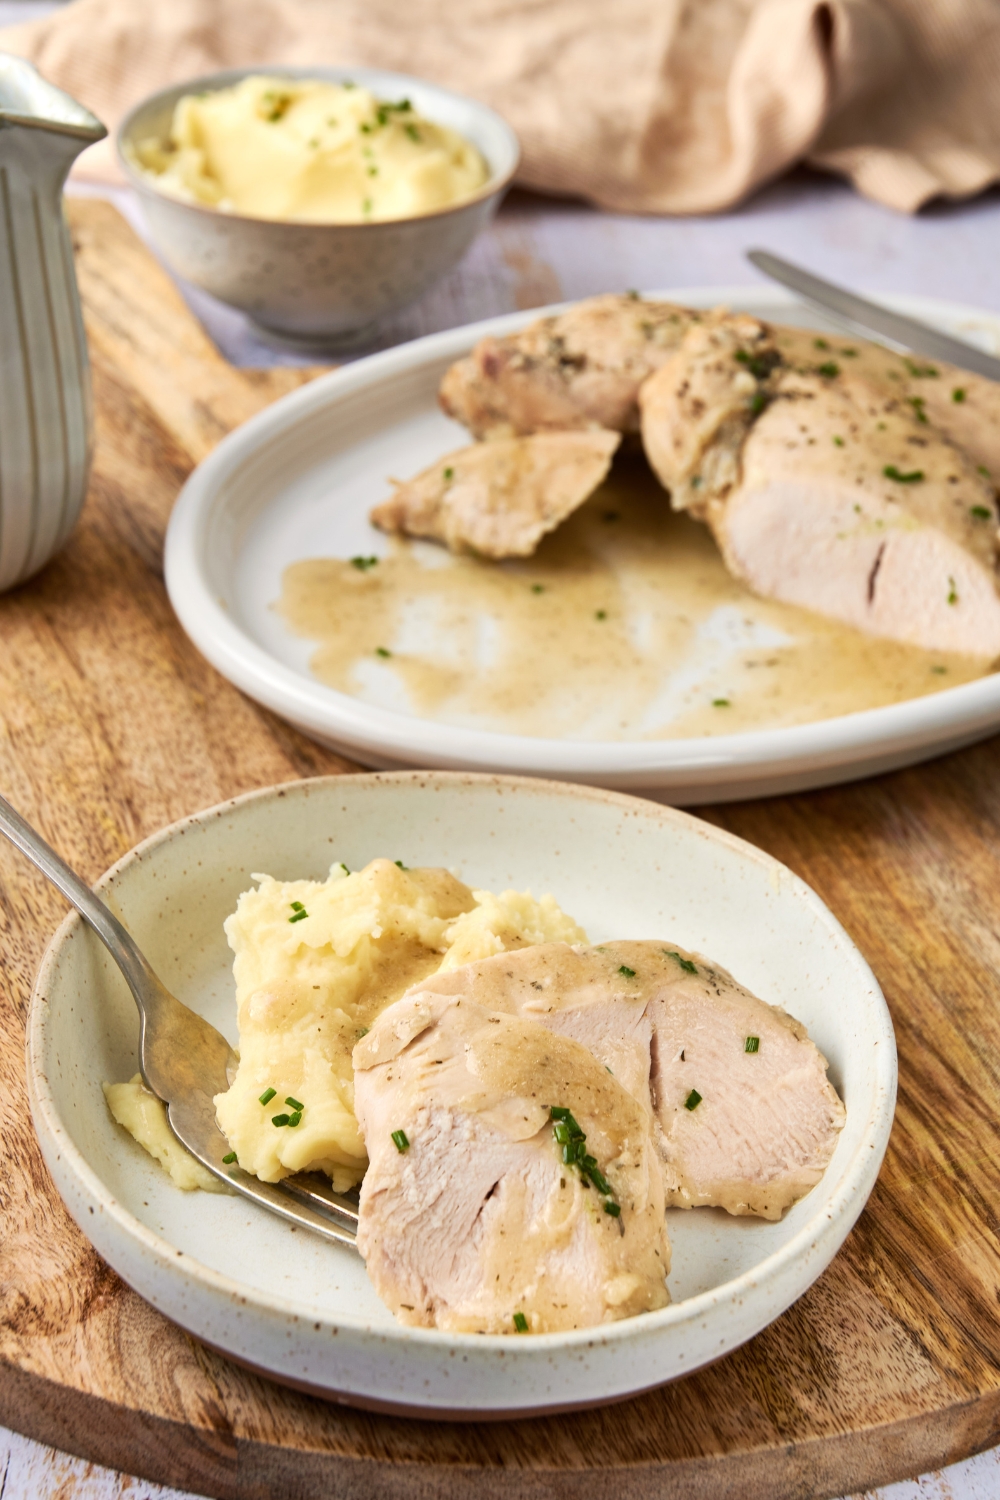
[352,942,670,1333]
[644,943,846,1219]
[640,314,1000,657]
[369,430,620,558]
[439,294,705,438]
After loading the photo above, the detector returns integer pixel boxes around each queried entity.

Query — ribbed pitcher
[0,55,105,592]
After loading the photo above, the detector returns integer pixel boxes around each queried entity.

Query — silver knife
[747,249,1000,383]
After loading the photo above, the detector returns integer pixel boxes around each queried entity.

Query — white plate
[165,286,1000,804]
[27,772,895,1417]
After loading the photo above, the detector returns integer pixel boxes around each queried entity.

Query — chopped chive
[362,197,373,213]
[813,337,829,350]
[712,697,730,707]
[395,859,408,868]
[513,1311,529,1332]
[350,554,378,571]
[908,396,928,424]
[272,1113,291,1127]
[690,474,702,489]
[289,908,308,923]
[883,465,924,483]
[290,900,305,910]
[443,466,454,480]
[905,358,938,377]
[748,390,769,416]
[375,646,392,657]
[618,964,636,978]
[947,576,958,605]
[391,1129,410,1152]
[595,609,608,620]
[603,1201,621,1217]
[285,1096,304,1111]
[664,949,698,974]
[288,1111,302,1127]
[405,123,421,142]
[816,361,840,378]
[840,347,858,357]
[745,1035,760,1054]
[530,583,545,594]
[978,465,992,477]
[971,505,993,520]
[357,1026,370,1037]
[931,665,947,674]
[222,1151,237,1164]
[952,387,967,403]
[832,435,844,446]
[684,1089,702,1111]
[259,1088,276,1105]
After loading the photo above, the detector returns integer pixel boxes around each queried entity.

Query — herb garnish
[664,950,698,974]
[947,576,958,605]
[953,387,967,403]
[712,697,730,707]
[931,666,947,674]
[618,964,636,978]
[905,358,939,377]
[272,1113,291,1127]
[883,465,924,483]
[832,436,844,446]
[971,505,993,520]
[531,583,545,594]
[350,554,378,570]
[734,347,781,381]
[978,465,992,477]
[222,1151,237,1164]
[405,124,421,143]
[625,289,640,300]
[813,337,829,350]
[288,1112,302,1127]
[684,1089,702,1111]
[395,859,408,868]
[375,645,392,657]
[443,466,454,480]
[548,1107,619,1219]
[595,609,607,620]
[748,390,769,416]
[259,1088,276,1106]
[908,396,928,424]
[391,1129,410,1152]
[289,900,309,923]
[745,1035,760,1053]
[285,1096,304,1111]
[513,1311,529,1332]
[816,361,840,378]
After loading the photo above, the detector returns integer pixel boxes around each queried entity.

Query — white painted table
[4,3,1000,1494]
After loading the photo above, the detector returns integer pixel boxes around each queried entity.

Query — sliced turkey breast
[643,943,846,1220]
[352,942,670,1333]
[641,317,1000,657]
[369,429,620,558]
[439,294,704,439]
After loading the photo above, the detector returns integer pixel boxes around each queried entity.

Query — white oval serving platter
[164,287,1000,803]
[27,772,895,1417]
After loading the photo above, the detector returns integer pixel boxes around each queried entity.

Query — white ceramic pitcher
[0,55,105,592]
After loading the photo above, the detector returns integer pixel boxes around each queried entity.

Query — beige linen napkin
[3,0,1000,214]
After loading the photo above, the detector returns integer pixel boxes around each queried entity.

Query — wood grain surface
[1,197,1000,1500]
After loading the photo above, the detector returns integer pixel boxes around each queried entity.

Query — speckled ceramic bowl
[117,66,519,346]
[26,772,896,1417]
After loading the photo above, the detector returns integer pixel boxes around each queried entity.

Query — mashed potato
[131,75,489,223]
[214,858,586,1189]
[103,1075,228,1192]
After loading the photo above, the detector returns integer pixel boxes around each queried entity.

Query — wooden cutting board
[1,197,1000,1500]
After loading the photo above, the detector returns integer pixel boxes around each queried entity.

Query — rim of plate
[164,287,1000,783]
[27,771,897,1359]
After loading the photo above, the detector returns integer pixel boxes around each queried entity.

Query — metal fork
[0,793,359,1249]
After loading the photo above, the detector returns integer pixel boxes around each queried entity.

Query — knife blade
[747,249,1000,383]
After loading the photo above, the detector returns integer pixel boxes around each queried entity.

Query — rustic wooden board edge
[3,1351,999,1500]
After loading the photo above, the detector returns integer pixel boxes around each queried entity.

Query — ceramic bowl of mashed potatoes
[117,66,519,345]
